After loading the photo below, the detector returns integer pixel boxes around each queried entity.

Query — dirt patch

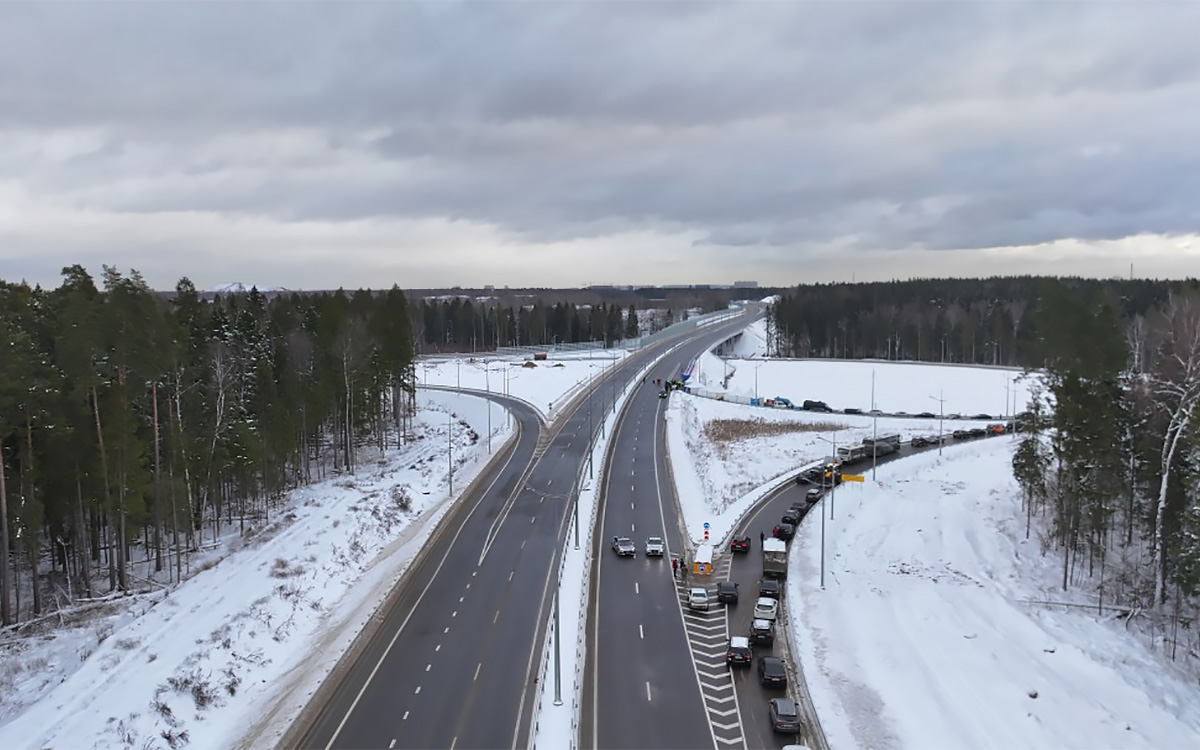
[704,417,846,444]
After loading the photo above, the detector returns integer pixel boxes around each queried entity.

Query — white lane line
[452,610,457,618]
[639,624,644,639]
[415,686,421,694]
[402,712,409,721]
[425,663,431,672]
[459,596,464,603]
[635,582,640,594]
[509,571,515,582]
[632,522,636,532]
[444,626,450,634]
[390,740,397,749]
[494,610,500,623]
[531,515,536,523]
[646,681,652,701]
[631,502,635,510]
[450,738,457,750]
[521,540,526,549]
[474,663,482,681]
[435,644,441,652]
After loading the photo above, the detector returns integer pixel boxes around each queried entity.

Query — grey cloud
[4,1,1200,286]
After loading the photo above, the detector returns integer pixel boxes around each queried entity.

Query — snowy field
[789,441,1200,750]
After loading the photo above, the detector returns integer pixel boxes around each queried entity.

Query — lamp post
[485,359,492,453]
[456,359,461,391]
[815,431,839,520]
[820,470,827,590]
[871,368,878,481]
[930,390,946,456]
[553,574,562,706]
[752,362,763,401]
[447,409,454,494]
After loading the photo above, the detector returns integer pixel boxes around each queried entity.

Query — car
[758,655,788,687]
[688,587,710,611]
[789,500,808,515]
[947,413,963,420]
[867,409,883,416]
[611,536,636,556]
[805,487,822,503]
[910,435,930,448]
[916,411,936,419]
[717,580,739,604]
[759,578,781,599]
[769,697,802,733]
[969,427,987,438]
[986,423,1006,435]
[894,411,908,416]
[658,390,669,399]
[730,535,751,554]
[972,413,992,420]
[645,536,665,557]
[726,636,753,666]
[802,400,833,413]
[843,407,863,415]
[952,429,970,440]
[781,509,800,525]
[803,467,823,481]
[773,522,795,541]
[753,596,779,621]
[749,618,775,646]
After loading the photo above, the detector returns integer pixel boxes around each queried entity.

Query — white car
[688,587,710,611]
[611,536,636,556]
[753,596,779,621]
[645,536,665,557]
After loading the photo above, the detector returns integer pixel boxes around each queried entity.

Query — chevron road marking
[714,736,745,746]
[698,679,735,692]
[709,707,738,718]
[711,721,741,731]
[696,669,732,681]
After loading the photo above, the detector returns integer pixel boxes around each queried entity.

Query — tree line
[1009,281,1200,642]
[767,276,1200,367]
[0,266,416,626]
[412,297,649,353]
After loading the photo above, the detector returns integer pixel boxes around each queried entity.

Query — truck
[837,444,869,464]
[762,537,788,579]
[863,433,901,458]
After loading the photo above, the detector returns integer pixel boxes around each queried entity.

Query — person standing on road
[672,557,678,577]
[760,531,765,545]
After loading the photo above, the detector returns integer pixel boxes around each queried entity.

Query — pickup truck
[611,536,636,556]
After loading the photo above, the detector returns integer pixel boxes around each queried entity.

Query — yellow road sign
[840,474,865,482]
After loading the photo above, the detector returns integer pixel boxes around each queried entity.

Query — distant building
[733,280,759,289]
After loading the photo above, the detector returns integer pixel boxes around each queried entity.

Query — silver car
[644,536,665,557]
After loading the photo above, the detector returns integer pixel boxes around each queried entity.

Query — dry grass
[704,417,847,444]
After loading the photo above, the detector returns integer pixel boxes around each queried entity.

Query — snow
[0,366,594,750]
[663,364,1200,750]
[209,282,288,294]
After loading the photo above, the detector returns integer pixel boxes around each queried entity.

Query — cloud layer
[2,2,1199,290]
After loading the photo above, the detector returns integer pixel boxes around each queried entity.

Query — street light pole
[485,359,492,453]
[820,468,827,590]
[553,575,562,706]
[830,430,838,521]
[930,390,946,456]
[456,359,461,391]
[871,368,878,482]
[448,410,453,494]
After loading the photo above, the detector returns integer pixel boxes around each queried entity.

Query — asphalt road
[291,310,757,750]
[581,315,762,750]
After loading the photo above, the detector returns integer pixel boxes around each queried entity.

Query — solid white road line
[635,582,640,594]
[475,663,482,681]
[425,664,431,672]
[646,681,652,701]
[639,624,644,639]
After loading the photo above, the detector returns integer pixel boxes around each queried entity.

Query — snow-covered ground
[664,371,1200,750]
[788,441,1200,750]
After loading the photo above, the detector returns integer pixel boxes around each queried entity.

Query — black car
[789,500,807,515]
[726,636,753,667]
[658,390,669,399]
[805,488,822,503]
[717,580,739,604]
[730,535,751,554]
[749,618,775,646]
[952,429,970,440]
[759,578,781,599]
[910,435,930,448]
[769,697,802,733]
[802,399,833,413]
[969,427,987,438]
[843,407,863,415]
[758,655,788,688]
[972,413,992,420]
[773,523,795,541]
[916,411,936,419]
[781,509,800,525]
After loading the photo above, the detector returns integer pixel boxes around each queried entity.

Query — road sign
[703,522,710,530]
[840,474,865,482]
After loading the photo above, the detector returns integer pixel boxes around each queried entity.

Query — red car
[730,535,751,553]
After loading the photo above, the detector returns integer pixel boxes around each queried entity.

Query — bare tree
[1147,293,1200,609]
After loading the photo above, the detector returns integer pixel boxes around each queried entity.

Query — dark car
[717,580,739,604]
[726,636,753,667]
[916,411,936,419]
[758,655,788,688]
[781,509,800,525]
[658,390,669,399]
[789,500,807,515]
[769,697,802,733]
[972,413,992,420]
[805,488,822,503]
[773,523,795,541]
[802,399,833,413]
[969,427,987,438]
[803,467,824,481]
[843,407,863,415]
[759,578,781,599]
[910,435,930,448]
[730,535,751,554]
[749,618,775,646]
[952,429,970,440]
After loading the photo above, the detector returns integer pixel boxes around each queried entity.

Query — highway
[581,315,761,750]
[288,309,755,750]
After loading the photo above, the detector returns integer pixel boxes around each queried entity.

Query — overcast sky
[3,2,1199,291]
